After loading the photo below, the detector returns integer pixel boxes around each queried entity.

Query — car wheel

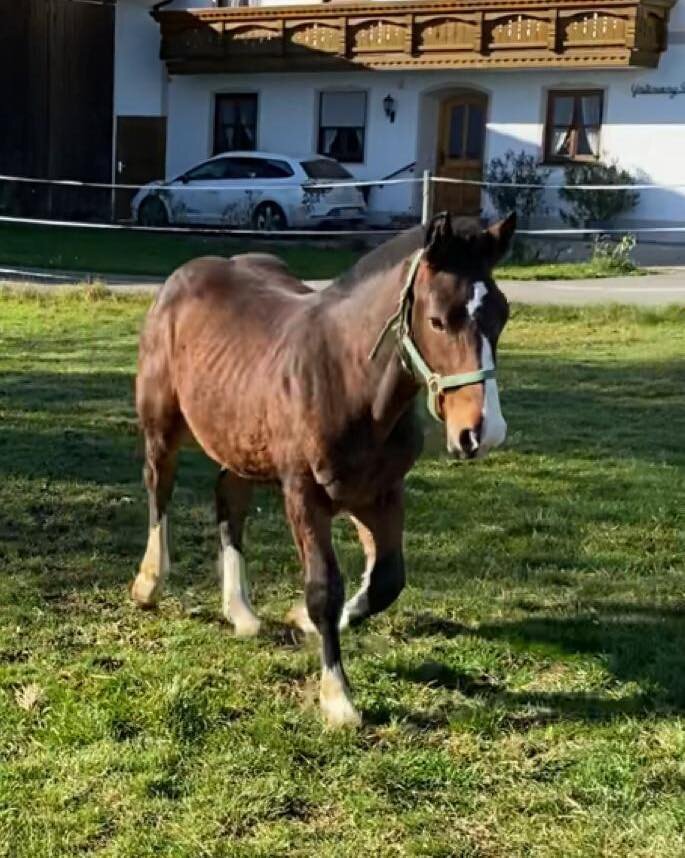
[253,202,287,232]
[138,197,169,227]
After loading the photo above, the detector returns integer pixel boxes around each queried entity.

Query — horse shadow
[390,602,685,726]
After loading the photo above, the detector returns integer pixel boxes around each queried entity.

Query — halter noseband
[369,250,496,423]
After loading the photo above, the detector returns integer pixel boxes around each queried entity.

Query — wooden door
[0,0,114,219]
[115,117,167,221]
[433,94,487,217]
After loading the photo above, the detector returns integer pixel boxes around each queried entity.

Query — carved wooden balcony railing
[156,0,675,74]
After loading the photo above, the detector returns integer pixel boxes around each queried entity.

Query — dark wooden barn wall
[0,0,115,219]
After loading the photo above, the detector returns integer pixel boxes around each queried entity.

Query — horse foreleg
[340,482,406,629]
[216,468,260,637]
[285,477,361,729]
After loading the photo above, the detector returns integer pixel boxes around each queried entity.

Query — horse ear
[484,212,516,264]
[425,211,454,267]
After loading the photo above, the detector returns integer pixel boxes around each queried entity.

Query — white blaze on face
[466,281,507,456]
[467,281,488,318]
[479,334,507,454]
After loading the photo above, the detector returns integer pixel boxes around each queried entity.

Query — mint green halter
[369,250,496,423]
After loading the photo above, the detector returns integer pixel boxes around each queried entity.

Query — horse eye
[429,316,445,332]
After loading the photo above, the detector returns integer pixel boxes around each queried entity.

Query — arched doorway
[432,91,487,217]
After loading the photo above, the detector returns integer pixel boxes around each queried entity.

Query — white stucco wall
[114,0,166,117]
[114,0,220,118]
[165,42,685,227]
[115,0,685,228]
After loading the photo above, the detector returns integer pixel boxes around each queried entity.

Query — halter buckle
[427,375,440,395]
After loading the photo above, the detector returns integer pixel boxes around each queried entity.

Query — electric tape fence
[0,170,684,240]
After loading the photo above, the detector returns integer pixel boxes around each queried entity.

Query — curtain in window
[579,95,601,156]
[215,96,257,153]
[319,92,366,162]
[551,95,574,155]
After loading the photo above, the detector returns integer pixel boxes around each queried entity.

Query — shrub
[485,150,550,224]
[590,233,637,274]
[559,161,639,228]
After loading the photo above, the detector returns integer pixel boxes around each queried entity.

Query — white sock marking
[222,544,261,637]
[479,335,507,453]
[320,663,361,728]
[132,515,169,606]
[285,601,319,636]
[340,555,375,632]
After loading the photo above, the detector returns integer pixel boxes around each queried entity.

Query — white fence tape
[0,170,684,238]
[431,175,685,191]
[2,171,685,192]
[0,172,420,192]
[0,213,397,238]
[2,213,685,238]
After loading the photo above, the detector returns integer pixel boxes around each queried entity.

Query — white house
[112,0,685,232]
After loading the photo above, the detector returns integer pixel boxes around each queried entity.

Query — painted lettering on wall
[631,82,685,98]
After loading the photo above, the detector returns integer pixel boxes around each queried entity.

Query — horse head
[407,210,515,459]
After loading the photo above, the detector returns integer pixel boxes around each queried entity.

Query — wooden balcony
[156,0,675,74]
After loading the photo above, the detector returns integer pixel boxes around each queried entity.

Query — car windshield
[301,159,352,180]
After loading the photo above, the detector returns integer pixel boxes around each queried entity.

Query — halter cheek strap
[369,250,496,424]
[401,334,496,422]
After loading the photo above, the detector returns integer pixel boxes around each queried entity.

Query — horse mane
[330,224,426,291]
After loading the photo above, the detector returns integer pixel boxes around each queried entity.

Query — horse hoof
[321,695,362,729]
[320,667,362,729]
[129,574,162,608]
[232,614,262,638]
[285,602,318,637]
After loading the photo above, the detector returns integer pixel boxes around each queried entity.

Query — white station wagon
[131,151,367,230]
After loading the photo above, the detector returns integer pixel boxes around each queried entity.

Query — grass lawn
[1,291,684,857]
[496,259,644,281]
[0,221,641,282]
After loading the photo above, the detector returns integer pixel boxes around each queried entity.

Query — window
[183,159,237,181]
[301,159,352,180]
[545,91,603,163]
[214,94,258,155]
[232,157,294,179]
[445,102,486,161]
[318,92,366,163]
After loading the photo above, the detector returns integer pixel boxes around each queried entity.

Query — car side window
[231,157,294,179]
[183,160,228,182]
[263,159,295,179]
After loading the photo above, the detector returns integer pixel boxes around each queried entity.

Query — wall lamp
[383,94,397,123]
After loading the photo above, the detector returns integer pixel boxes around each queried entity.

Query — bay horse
[131,211,515,727]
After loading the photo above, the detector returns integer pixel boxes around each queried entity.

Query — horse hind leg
[216,468,260,637]
[340,483,406,630]
[130,426,181,607]
[286,483,406,636]
[131,345,184,608]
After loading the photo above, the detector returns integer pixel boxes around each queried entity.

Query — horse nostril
[458,428,480,458]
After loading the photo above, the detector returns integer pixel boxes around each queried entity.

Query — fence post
[421,169,432,225]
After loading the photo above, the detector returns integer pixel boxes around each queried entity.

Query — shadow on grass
[396,603,685,722]
[1,353,684,481]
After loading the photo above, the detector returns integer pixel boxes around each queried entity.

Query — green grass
[1,290,684,857]
[496,259,644,280]
[0,222,644,282]
[0,222,361,281]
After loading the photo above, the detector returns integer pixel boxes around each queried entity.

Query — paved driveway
[308,270,685,306]
[2,266,685,306]
[496,272,685,306]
